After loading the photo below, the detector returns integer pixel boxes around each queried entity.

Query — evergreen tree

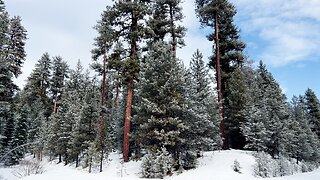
[225,67,248,149]
[242,61,289,156]
[138,41,188,168]
[96,0,152,162]
[285,96,320,163]
[185,49,218,151]
[195,0,246,149]
[7,16,27,78]
[6,104,29,165]
[24,53,52,118]
[0,2,27,157]
[304,88,320,138]
[50,56,69,113]
[147,0,186,55]
[22,53,52,159]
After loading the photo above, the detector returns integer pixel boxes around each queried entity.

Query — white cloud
[231,0,320,67]
[8,0,320,90]
[178,0,212,66]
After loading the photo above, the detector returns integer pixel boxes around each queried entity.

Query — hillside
[1,150,319,180]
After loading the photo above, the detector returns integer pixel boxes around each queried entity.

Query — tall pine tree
[137,41,188,168]
[95,0,152,162]
[0,1,27,158]
[195,0,246,149]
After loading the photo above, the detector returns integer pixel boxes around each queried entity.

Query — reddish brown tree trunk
[123,79,133,162]
[123,5,139,162]
[214,13,227,150]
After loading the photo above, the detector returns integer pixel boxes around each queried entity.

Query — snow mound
[0,150,319,180]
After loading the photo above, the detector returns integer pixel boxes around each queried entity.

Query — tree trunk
[169,3,177,57]
[58,154,62,163]
[75,154,79,168]
[97,47,107,171]
[123,7,138,162]
[123,79,133,162]
[99,149,104,172]
[214,13,227,150]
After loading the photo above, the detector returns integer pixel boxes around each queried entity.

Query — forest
[0,0,319,178]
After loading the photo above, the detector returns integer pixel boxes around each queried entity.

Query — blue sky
[5,0,320,100]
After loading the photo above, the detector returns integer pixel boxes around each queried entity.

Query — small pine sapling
[232,159,241,173]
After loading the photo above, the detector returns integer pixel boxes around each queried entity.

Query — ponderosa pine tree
[147,0,186,55]
[304,88,320,138]
[95,0,152,162]
[195,0,246,149]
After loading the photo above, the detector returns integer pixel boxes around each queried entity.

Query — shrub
[141,147,174,179]
[13,159,45,178]
[232,160,241,173]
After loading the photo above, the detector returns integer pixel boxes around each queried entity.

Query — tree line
[0,0,319,178]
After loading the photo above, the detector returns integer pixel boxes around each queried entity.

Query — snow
[1,150,319,180]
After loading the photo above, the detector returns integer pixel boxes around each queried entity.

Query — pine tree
[6,104,29,165]
[24,53,52,119]
[185,49,219,151]
[304,88,320,138]
[147,0,186,55]
[138,41,188,167]
[195,0,246,149]
[7,16,27,78]
[225,67,248,149]
[68,76,100,167]
[0,2,27,157]
[95,0,152,162]
[22,53,52,159]
[242,61,289,156]
[50,56,69,113]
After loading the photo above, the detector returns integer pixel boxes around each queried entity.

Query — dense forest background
[1,0,319,178]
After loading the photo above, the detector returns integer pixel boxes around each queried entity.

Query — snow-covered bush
[253,152,274,178]
[301,160,318,173]
[141,147,174,179]
[232,160,241,173]
[12,159,44,178]
[253,151,318,178]
[0,175,6,180]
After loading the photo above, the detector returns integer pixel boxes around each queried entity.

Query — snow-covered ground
[0,150,319,180]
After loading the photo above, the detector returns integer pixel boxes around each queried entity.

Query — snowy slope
[1,150,319,180]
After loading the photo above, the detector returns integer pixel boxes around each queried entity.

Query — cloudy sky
[5,0,320,99]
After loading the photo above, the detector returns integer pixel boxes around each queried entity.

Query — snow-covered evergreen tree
[50,56,69,113]
[141,147,174,178]
[304,88,320,138]
[6,104,29,165]
[138,41,188,168]
[185,49,219,152]
[0,2,27,159]
[242,61,289,156]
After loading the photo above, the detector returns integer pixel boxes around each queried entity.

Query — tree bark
[123,79,133,162]
[123,6,138,162]
[214,13,227,150]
